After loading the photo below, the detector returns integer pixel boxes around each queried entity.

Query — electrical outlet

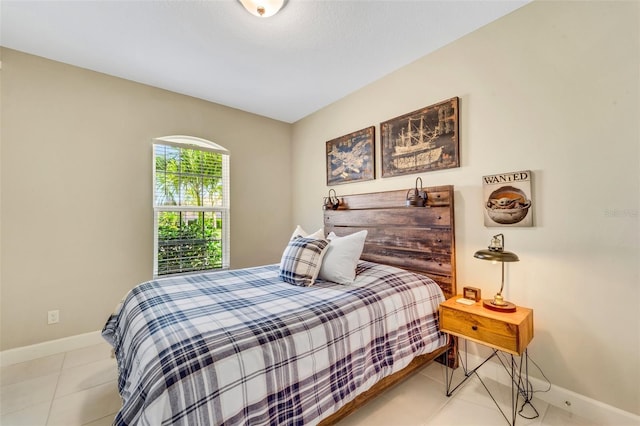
[47,310,59,325]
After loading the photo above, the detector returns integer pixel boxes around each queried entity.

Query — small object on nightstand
[462,286,481,301]
[455,297,475,305]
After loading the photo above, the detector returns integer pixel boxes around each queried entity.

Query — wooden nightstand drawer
[439,297,533,355]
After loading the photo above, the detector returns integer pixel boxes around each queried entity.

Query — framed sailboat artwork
[381,97,459,177]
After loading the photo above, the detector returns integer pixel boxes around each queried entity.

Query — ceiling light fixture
[238,0,285,18]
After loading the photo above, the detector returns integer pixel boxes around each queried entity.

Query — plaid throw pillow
[279,236,330,286]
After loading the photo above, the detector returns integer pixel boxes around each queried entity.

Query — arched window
[153,136,230,276]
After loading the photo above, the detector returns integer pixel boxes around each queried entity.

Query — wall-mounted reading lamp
[323,189,341,210]
[406,177,428,207]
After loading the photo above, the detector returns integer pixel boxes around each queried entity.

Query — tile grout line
[47,373,121,424]
[422,388,460,426]
[419,369,463,426]
[44,351,68,425]
[81,411,119,426]
[0,371,59,419]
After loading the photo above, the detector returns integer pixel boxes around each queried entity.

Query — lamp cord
[495,350,552,420]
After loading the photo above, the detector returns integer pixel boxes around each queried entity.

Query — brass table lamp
[474,234,519,313]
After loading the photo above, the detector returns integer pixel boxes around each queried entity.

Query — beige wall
[291,0,639,415]
[0,48,292,350]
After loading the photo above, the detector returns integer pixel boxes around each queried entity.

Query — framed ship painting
[326,126,375,186]
[483,170,533,227]
[381,97,459,177]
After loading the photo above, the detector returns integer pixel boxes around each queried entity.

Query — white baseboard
[0,330,104,367]
[463,351,640,426]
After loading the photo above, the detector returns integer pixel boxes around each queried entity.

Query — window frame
[152,136,230,277]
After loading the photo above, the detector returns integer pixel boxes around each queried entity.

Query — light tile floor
[337,361,599,426]
[1,342,119,426]
[1,340,598,425]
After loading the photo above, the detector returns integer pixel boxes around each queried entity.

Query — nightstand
[439,296,534,425]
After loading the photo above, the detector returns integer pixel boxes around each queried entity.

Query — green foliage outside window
[155,146,223,207]
[157,212,222,275]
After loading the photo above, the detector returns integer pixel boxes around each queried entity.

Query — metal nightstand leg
[444,341,532,426]
[445,339,499,396]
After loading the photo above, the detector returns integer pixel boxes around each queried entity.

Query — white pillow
[289,225,324,241]
[318,230,368,285]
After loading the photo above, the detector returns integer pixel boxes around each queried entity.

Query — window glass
[153,137,229,276]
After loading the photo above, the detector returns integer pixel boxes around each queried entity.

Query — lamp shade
[473,249,519,262]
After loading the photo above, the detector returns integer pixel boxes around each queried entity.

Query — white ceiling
[1,0,530,123]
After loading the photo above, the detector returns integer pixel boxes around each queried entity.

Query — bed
[102,185,456,425]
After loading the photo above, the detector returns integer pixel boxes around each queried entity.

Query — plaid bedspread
[102,261,447,425]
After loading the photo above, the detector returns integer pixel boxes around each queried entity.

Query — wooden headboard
[323,185,456,299]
